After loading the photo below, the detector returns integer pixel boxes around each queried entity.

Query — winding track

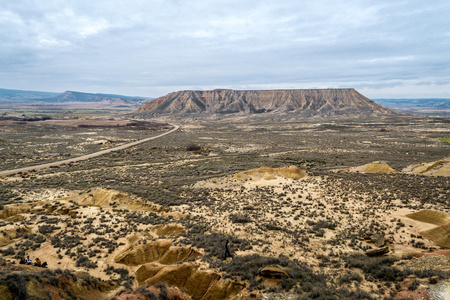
[0,124,180,178]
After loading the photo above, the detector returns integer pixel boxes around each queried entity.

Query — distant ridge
[0,88,59,102]
[46,91,148,103]
[0,88,150,110]
[135,88,399,118]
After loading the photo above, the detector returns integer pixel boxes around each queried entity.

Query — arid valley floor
[0,115,449,299]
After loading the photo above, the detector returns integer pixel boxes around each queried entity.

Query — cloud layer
[1,0,449,98]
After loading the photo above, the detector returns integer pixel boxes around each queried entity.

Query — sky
[1,0,449,99]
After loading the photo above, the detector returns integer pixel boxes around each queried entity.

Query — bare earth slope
[135,88,398,118]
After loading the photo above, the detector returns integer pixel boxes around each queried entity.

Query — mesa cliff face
[135,88,398,118]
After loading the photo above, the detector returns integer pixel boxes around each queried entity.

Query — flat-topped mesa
[135,88,399,118]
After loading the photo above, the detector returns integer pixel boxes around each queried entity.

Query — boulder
[260,266,290,279]
[365,246,389,257]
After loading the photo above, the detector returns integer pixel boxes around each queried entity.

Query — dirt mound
[136,262,244,300]
[403,157,450,177]
[63,188,164,211]
[421,222,450,249]
[234,166,307,181]
[114,240,200,266]
[406,210,450,226]
[406,210,450,248]
[339,161,398,174]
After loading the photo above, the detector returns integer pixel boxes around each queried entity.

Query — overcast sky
[1,0,449,98]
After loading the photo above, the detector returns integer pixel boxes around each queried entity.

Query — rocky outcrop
[135,88,398,118]
[115,240,201,266]
[136,262,244,300]
[365,246,390,257]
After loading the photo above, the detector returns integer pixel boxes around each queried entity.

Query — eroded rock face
[136,262,244,300]
[135,88,397,118]
[115,240,201,266]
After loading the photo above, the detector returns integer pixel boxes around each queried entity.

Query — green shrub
[230,214,252,224]
[343,254,404,282]
[5,273,27,300]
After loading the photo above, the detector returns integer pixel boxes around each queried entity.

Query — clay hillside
[134,88,399,118]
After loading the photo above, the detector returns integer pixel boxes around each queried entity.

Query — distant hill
[40,91,148,103]
[0,88,59,103]
[0,88,151,110]
[134,88,400,119]
[375,98,450,117]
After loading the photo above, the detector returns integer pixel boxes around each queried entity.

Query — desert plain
[0,114,449,299]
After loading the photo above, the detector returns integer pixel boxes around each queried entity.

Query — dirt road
[0,124,179,177]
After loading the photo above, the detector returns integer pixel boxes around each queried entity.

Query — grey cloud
[0,0,449,97]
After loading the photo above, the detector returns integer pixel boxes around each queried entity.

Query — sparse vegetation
[0,116,449,299]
